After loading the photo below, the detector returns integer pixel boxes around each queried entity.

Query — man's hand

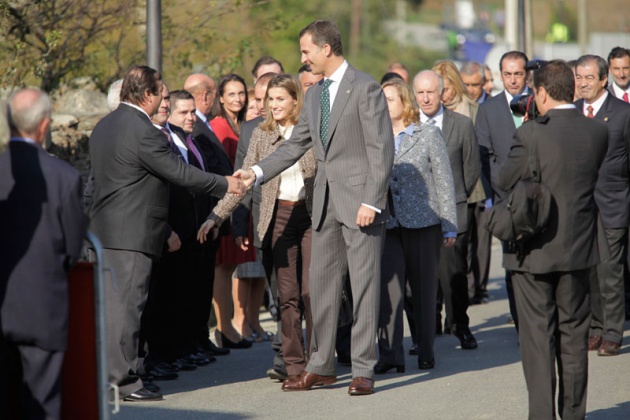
[443,237,456,248]
[197,219,217,244]
[233,168,255,188]
[167,231,181,252]
[225,176,246,196]
[234,236,249,251]
[356,205,376,227]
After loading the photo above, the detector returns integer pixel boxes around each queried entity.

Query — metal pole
[146,0,162,73]
[517,0,526,52]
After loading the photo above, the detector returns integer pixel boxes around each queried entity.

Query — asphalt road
[110,240,630,419]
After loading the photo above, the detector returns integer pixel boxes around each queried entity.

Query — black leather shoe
[453,328,478,350]
[173,357,197,371]
[123,387,164,402]
[187,353,212,366]
[418,359,435,370]
[208,340,230,356]
[143,380,161,393]
[409,344,419,356]
[146,366,179,381]
[218,331,253,349]
[374,361,405,374]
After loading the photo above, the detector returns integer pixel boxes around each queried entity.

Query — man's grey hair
[7,88,52,135]
[413,70,444,93]
[107,79,124,111]
[459,61,486,83]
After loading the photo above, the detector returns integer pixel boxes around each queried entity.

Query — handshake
[225,168,256,196]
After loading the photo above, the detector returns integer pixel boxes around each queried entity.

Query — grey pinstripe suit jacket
[256,64,394,230]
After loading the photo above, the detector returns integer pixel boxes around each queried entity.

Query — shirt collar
[10,136,38,146]
[419,105,444,124]
[553,104,576,110]
[326,60,349,85]
[583,90,608,114]
[195,109,208,124]
[121,102,151,121]
[400,123,415,137]
[612,83,630,97]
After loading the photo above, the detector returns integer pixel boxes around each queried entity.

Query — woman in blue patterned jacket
[376,77,457,373]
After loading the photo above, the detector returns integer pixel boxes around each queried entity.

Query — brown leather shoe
[348,377,374,396]
[588,335,603,351]
[281,371,336,391]
[597,340,621,356]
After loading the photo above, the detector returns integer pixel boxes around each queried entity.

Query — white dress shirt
[582,91,608,117]
[277,125,306,202]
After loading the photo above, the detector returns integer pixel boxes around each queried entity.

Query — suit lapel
[325,66,355,150]
[441,110,454,147]
[595,95,614,122]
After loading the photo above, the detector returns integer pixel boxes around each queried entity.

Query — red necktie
[586,106,594,118]
[623,92,629,103]
[186,135,205,171]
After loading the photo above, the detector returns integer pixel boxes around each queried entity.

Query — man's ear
[35,117,51,146]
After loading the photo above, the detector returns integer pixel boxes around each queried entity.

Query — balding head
[7,88,52,145]
[254,72,278,116]
[184,74,216,117]
[413,70,443,118]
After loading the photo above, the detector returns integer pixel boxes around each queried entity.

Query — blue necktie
[320,79,333,148]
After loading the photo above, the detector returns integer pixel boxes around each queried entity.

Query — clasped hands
[225,169,255,196]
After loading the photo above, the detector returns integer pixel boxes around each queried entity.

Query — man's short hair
[107,79,123,111]
[120,65,162,106]
[459,61,486,83]
[577,54,608,88]
[255,72,278,87]
[299,20,343,56]
[533,60,574,103]
[380,72,404,85]
[169,90,194,110]
[607,46,630,64]
[7,88,52,135]
[251,56,284,78]
[499,51,529,71]
[298,64,311,75]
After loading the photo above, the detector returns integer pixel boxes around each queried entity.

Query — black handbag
[485,123,551,248]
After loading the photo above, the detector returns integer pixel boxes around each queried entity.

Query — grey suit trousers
[306,197,385,380]
[590,227,627,343]
[102,248,153,397]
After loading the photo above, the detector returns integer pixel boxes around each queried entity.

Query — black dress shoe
[208,340,230,356]
[186,353,212,366]
[374,361,405,374]
[123,387,164,402]
[143,380,161,393]
[173,357,197,371]
[146,366,179,381]
[409,344,419,356]
[418,359,435,370]
[453,328,478,350]
[218,331,253,349]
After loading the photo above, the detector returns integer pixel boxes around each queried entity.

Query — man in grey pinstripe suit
[240,20,394,395]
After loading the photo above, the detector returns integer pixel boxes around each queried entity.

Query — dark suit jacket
[163,125,213,248]
[476,90,519,199]
[232,116,265,246]
[0,141,86,351]
[575,94,630,228]
[442,109,481,233]
[88,103,228,257]
[257,64,394,230]
[191,118,233,177]
[496,109,608,273]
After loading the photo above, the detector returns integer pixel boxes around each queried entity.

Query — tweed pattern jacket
[387,123,457,232]
[210,125,316,241]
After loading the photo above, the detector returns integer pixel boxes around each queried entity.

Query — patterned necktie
[186,135,205,171]
[586,105,594,118]
[320,79,334,148]
[426,118,436,126]
[623,92,629,103]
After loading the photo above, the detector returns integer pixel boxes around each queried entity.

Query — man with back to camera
[89,65,244,402]
[476,51,531,331]
[234,20,394,395]
[575,54,630,357]
[497,59,608,420]
[0,88,86,419]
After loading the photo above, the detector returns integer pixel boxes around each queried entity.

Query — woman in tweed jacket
[376,78,457,374]
[198,74,317,381]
